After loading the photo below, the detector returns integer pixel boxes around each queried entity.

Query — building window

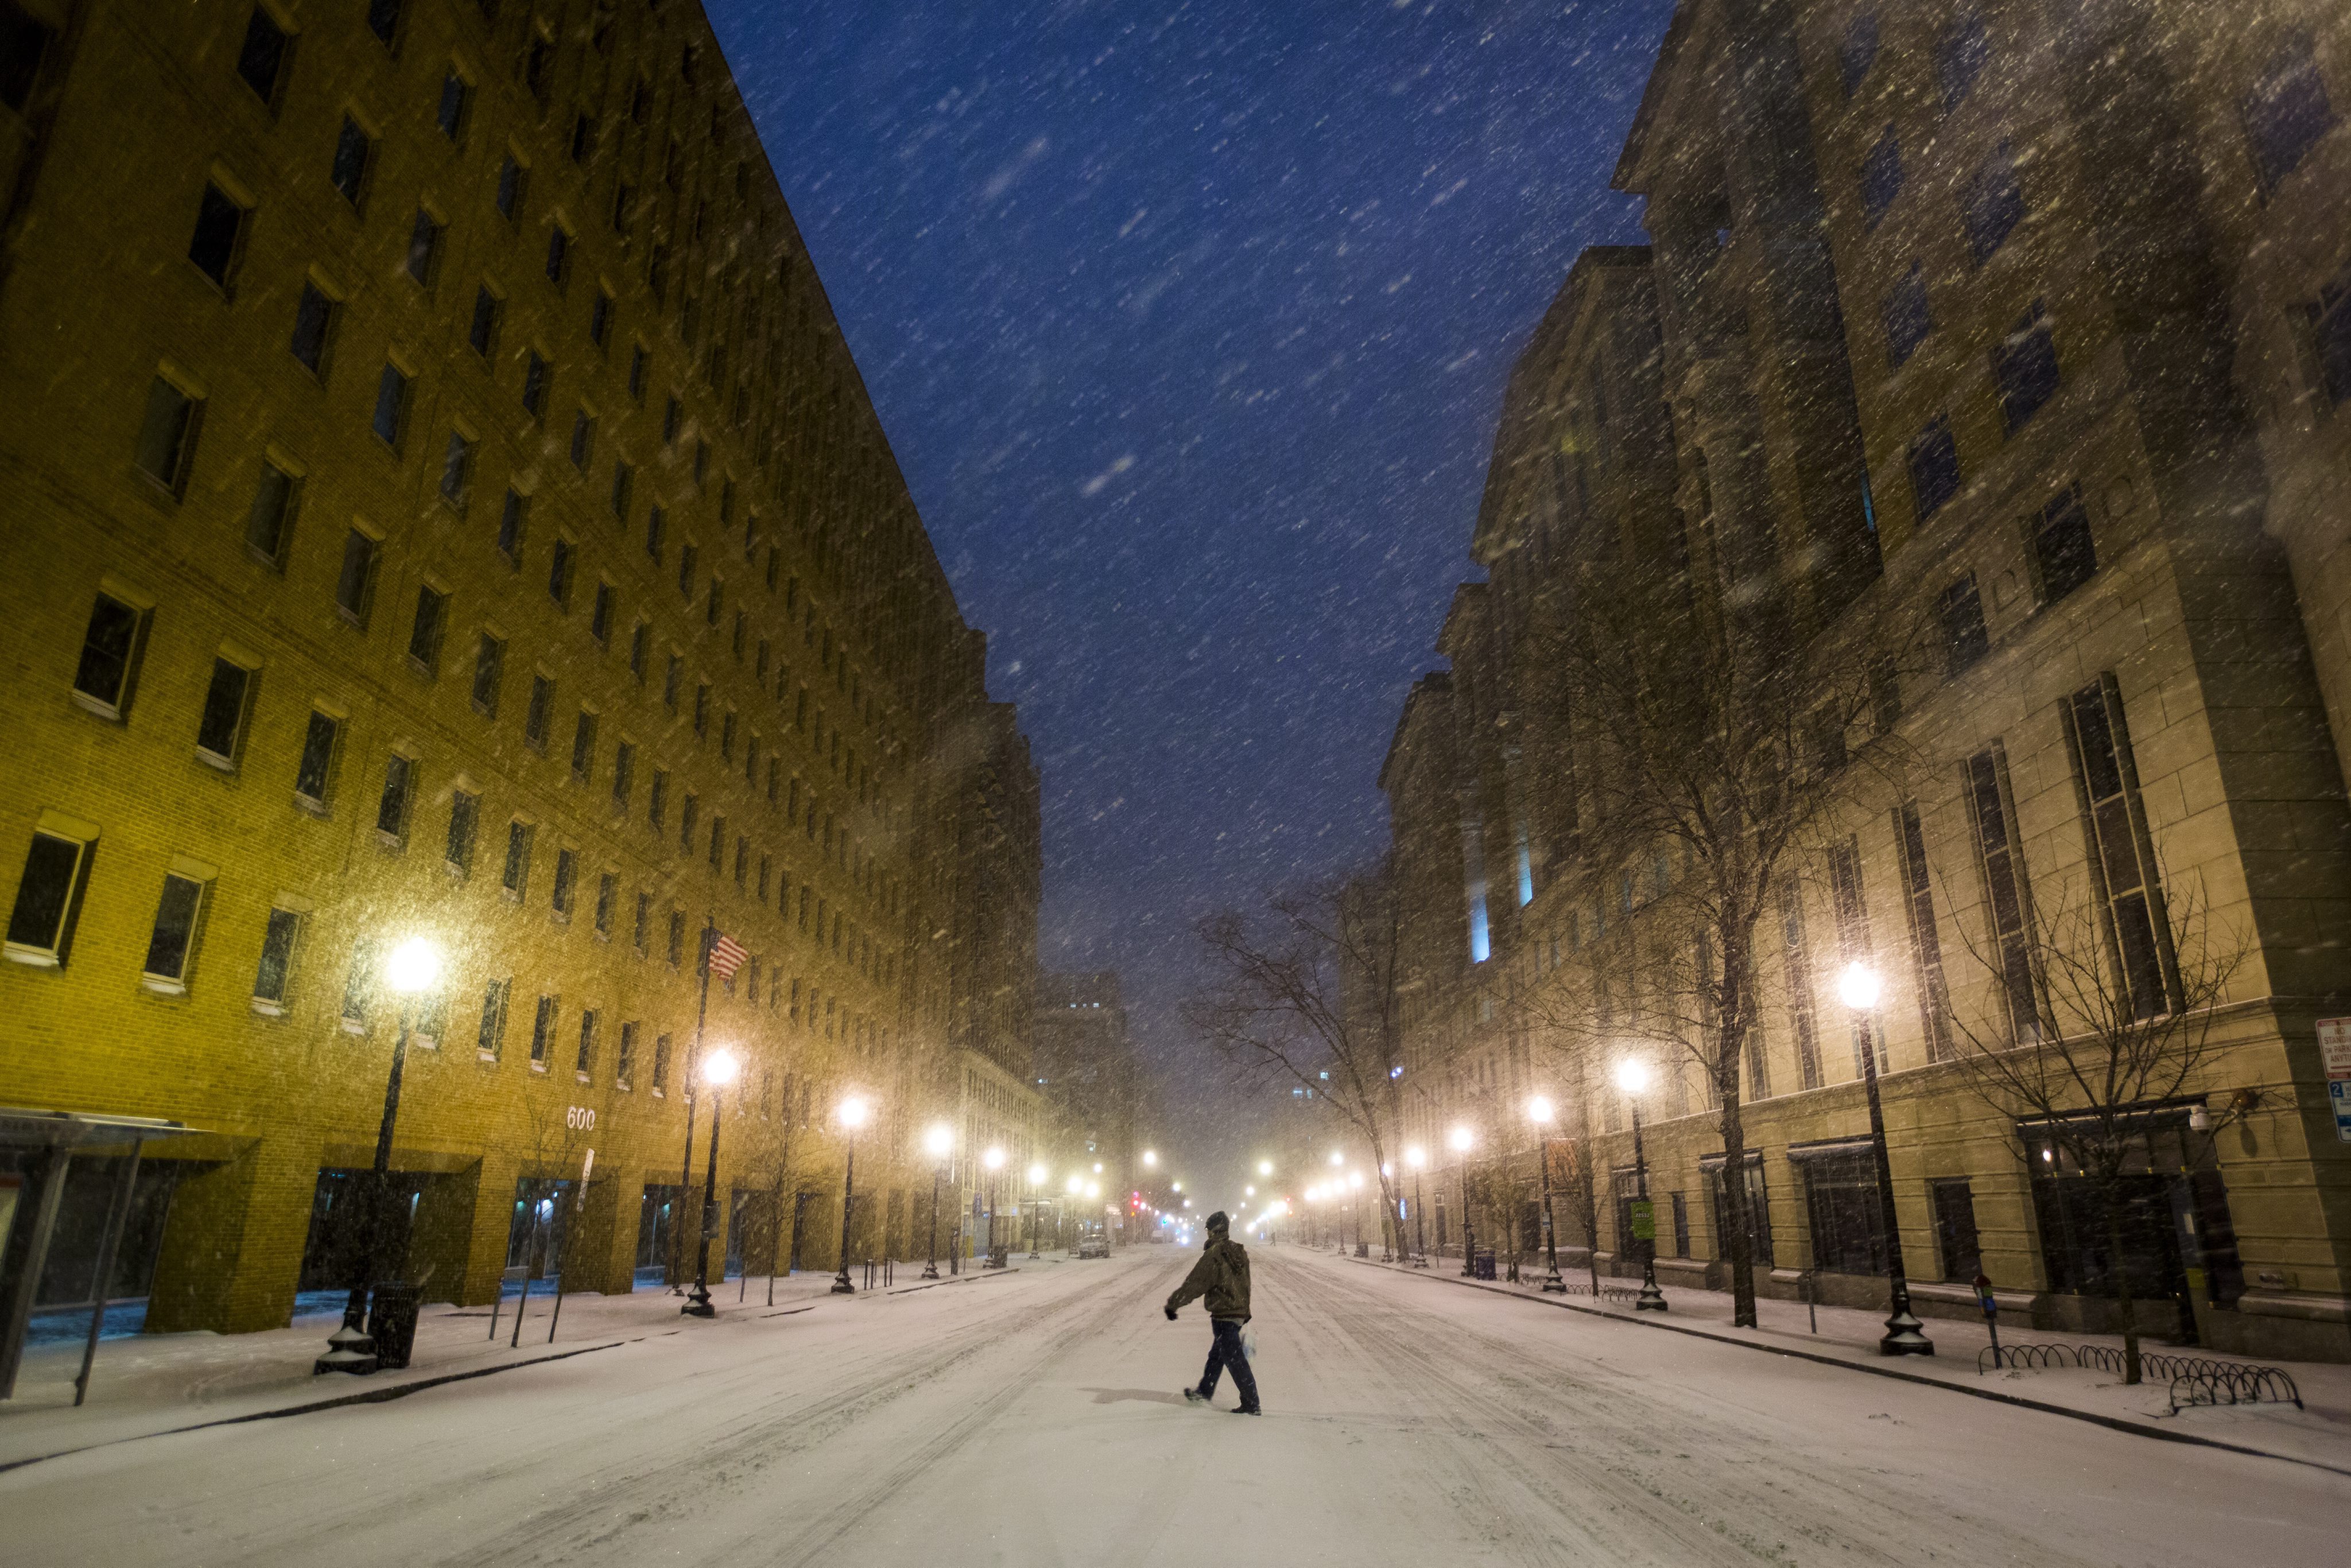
[194,655,255,764]
[468,286,501,356]
[2241,32,2336,195]
[522,351,550,419]
[678,542,698,599]
[496,153,526,219]
[5,830,92,965]
[681,792,699,851]
[187,183,249,290]
[591,288,614,347]
[707,576,724,628]
[612,740,635,809]
[1930,1178,1981,1281]
[375,753,414,843]
[1937,575,1989,674]
[405,207,444,286]
[290,282,336,374]
[1838,12,1879,96]
[571,709,597,781]
[569,410,595,469]
[1802,1152,1889,1276]
[645,505,666,564]
[595,871,616,937]
[439,432,475,507]
[591,581,614,645]
[365,0,402,45]
[653,1033,673,1094]
[612,182,634,235]
[293,710,340,806]
[134,376,201,495]
[245,460,300,565]
[235,7,290,108]
[525,673,553,750]
[1779,885,1822,1090]
[72,592,147,716]
[331,117,374,208]
[478,978,510,1057]
[503,820,533,896]
[2062,678,2171,1020]
[649,769,668,830]
[629,346,649,403]
[530,993,557,1066]
[335,529,378,623]
[1937,9,1988,112]
[471,633,505,717]
[497,488,527,563]
[693,682,709,738]
[552,847,577,916]
[1894,801,1953,1063]
[664,655,681,712]
[1964,744,2036,1044]
[401,585,447,677]
[525,34,551,100]
[545,225,572,289]
[1992,300,2060,433]
[630,623,650,683]
[610,460,633,519]
[616,1021,638,1087]
[666,910,685,967]
[575,1009,598,1078]
[548,538,574,608]
[2030,484,2097,605]
[253,906,301,1007]
[446,789,478,871]
[1906,415,1960,522]
[1860,124,1902,228]
[340,937,379,1028]
[1881,262,1931,368]
[1961,140,2024,265]
[371,363,412,451]
[633,892,651,954]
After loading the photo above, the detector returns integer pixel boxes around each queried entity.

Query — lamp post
[1406,1146,1429,1267]
[1530,1096,1566,1293]
[1445,1125,1475,1275]
[831,1095,870,1294]
[1614,1058,1667,1311]
[1347,1169,1365,1255]
[682,1048,741,1317]
[1027,1162,1047,1257]
[982,1147,1006,1266]
[921,1123,952,1280]
[1837,961,1934,1356]
[317,936,441,1375]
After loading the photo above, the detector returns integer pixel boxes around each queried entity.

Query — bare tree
[1186,863,1408,1243]
[1514,534,1922,1329]
[1945,874,2247,1384]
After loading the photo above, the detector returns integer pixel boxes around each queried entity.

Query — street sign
[2318,1018,2351,1144]
[1629,1198,1655,1242]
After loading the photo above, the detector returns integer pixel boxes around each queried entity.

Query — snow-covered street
[3,1244,2344,1567]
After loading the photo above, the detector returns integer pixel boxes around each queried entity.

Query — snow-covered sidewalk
[1326,1246,2351,1473]
[0,1263,1025,1470]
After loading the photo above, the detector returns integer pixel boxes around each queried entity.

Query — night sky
[708,0,1675,1167]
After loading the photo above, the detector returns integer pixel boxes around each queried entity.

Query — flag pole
[672,916,715,1293]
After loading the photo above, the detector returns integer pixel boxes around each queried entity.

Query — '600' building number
[565,1106,596,1131]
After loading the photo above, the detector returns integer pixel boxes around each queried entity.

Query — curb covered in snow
[1345,1255,2351,1480]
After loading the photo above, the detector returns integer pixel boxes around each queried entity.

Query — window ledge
[445,860,469,880]
[530,1060,548,1074]
[502,888,523,904]
[478,1049,500,1064]
[293,794,331,818]
[68,691,126,723]
[575,1070,591,1084]
[408,656,437,681]
[251,998,285,1017]
[342,1018,367,1035]
[195,748,236,773]
[5,945,61,968]
[615,1081,631,1093]
[653,1087,666,1099]
[551,910,572,926]
[414,1037,439,1051]
[140,975,187,996]
[375,829,405,851]
[335,606,367,630]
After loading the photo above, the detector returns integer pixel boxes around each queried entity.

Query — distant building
[1379,1,2351,1361]
[0,0,1038,1375]
[1034,971,1139,1239]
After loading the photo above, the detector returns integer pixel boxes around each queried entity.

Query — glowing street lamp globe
[1613,1058,1652,1096]
[838,1095,871,1130]
[1406,1145,1426,1170]
[1837,960,1883,1013]
[923,1123,954,1159]
[1528,1095,1555,1125]
[1142,1150,1158,1168]
[984,1146,1006,1171]
[383,937,441,995]
[701,1047,741,1088]
[1027,1162,1047,1185]
[1258,1160,1273,1177]
[1447,1125,1473,1154]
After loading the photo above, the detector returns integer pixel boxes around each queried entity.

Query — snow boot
[1183,1388,1208,1404]
[1231,1404,1261,1415]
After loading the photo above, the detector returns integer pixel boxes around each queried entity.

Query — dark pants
[1196,1317,1260,1410]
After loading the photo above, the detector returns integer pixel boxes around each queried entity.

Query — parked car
[1078,1234,1110,1259]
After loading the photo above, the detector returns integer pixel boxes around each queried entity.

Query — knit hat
[1205,1210,1229,1233]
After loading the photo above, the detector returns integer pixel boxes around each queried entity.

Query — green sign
[1629,1198,1655,1242]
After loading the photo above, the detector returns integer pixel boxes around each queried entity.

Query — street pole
[1857,1010,1933,1355]
[684,1080,726,1317]
[1413,1169,1427,1267]
[922,1162,942,1280]
[1539,1134,1565,1293]
[317,994,416,1375]
[830,1130,857,1294]
[1630,1098,1666,1311]
[672,919,715,1292]
[1458,1162,1475,1279]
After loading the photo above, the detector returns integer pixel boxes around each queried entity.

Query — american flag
[707,932,749,981]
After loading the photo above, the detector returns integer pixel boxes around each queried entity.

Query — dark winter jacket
[1168,1234,1252,1322]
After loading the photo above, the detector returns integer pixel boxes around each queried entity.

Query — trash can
[368,1281,422,1371]
[1473,1249,1497,1280]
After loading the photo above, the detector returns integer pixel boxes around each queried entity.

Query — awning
[1782,1137,1878,1165]
[0,1106,208,1149]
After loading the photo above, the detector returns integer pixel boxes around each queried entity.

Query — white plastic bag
[1242,1325,1259,1361]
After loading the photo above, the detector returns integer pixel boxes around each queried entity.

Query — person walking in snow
[1165,1210,1259,1414]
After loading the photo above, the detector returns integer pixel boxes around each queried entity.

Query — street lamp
[831,1095,871,1294]
[1027,1162,1048,1257]
[983,1146,1007,1266]
[681,1049,741,1317]
[1614,1058,1667,1311]
[1258,1159,1273,1177]
[1405,1145,1429,1267]
[317,936,442,1375]
[1529,1095,1566,1293]
[1447,1125,1475,1277]
[1143,1149,1158,1169]
[921,1123,953,1280]
[1347,1168,1365,1256]
[1837,961,1934,1356]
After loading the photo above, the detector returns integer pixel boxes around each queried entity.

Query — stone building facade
[1380,0,2351,1360]
[0,0,1038,1357]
